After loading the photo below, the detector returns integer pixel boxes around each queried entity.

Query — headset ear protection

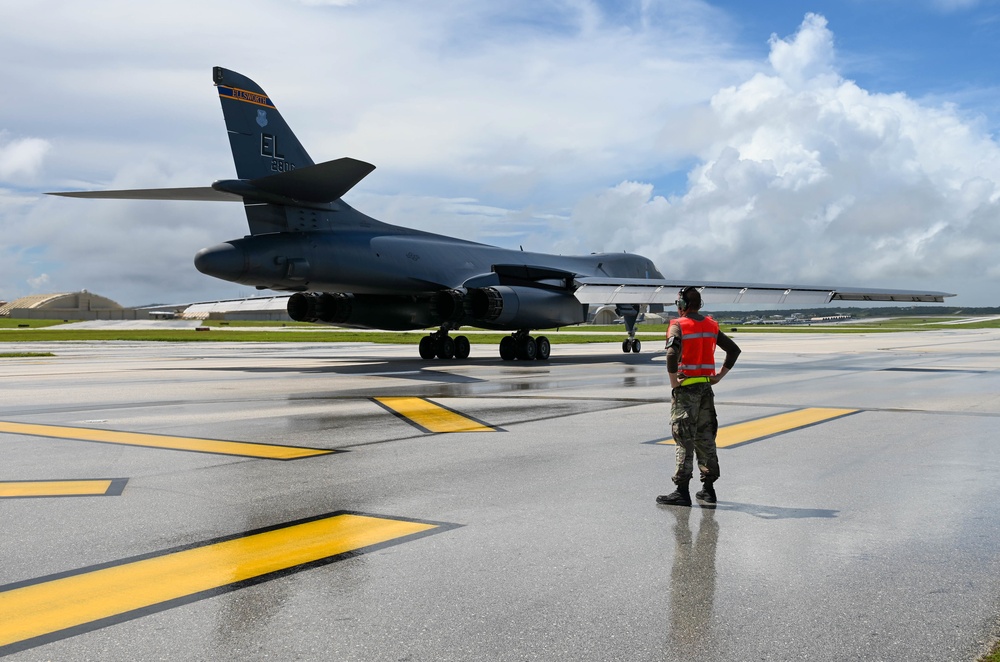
[676,286,699,311]
[676,287,692,310]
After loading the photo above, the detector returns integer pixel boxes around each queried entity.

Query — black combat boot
[696,481,717,503]
[656,480,692,506]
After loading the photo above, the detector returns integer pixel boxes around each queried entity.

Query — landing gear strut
[617,304,642,354]
[419,327,470,360]
[500,330,550,361]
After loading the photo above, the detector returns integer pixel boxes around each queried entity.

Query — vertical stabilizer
[213,67,314,180]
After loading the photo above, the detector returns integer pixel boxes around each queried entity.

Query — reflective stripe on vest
[672,316,719,377]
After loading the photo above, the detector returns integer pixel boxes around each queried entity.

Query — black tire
[499,336,516,361]
[535,336,551,360]
[622,339,632,353]
[419,336,436,359]
[516,336,537,361]
[454,335,471,359]
[632,338,641,353]
[437,336,456,359]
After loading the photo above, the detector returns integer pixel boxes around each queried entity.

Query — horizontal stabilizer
[573,278,955,305]
[48,157,375,205]
[48,187,241,201]
[249,157,375,203]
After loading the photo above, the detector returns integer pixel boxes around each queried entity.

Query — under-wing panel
[573,278,953,305]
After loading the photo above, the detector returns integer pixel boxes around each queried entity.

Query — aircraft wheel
[499,336,516,361]
[437,336,456,359]
[454,335,471,359]
[632,338,641,353]
[419,336,436,359]
[516,336,537,361]
[622,339,632,353]
[535,336,551,360]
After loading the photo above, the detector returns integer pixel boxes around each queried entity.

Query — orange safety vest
[671,315,719,377]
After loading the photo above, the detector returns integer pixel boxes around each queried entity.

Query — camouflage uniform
[670,381,720,485]
[658,290,740,506]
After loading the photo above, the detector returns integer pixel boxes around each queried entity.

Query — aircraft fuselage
[195,213,663,297]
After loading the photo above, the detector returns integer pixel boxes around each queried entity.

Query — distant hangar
[0,291,654,325]
[0,291,129,320]
[0,291,292,322]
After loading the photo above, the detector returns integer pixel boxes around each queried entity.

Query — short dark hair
[677,286,702,311]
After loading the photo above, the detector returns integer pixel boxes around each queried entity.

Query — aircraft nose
[194,243,247,282]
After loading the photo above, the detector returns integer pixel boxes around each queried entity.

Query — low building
[181,296,291,321]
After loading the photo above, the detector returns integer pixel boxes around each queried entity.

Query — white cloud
[0,132,51,182]
[27,273,49,290]
[767,13,837,90]
[557,12,1000,301]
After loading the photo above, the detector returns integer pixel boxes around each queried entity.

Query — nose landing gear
[617,304,642,353]
[622,336,641,353]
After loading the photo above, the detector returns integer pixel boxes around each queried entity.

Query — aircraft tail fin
[213,67,314,179]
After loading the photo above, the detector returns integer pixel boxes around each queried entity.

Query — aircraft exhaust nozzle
[194,243,247,283]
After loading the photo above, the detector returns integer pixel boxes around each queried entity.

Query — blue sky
[716,1,1000,102]
[1,0,999,306]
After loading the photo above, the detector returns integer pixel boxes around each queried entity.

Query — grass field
[0,316,998,345]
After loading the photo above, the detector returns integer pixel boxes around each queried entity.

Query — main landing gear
[622,336,641,353]
[499,330,550,361]
[418,328,471,360]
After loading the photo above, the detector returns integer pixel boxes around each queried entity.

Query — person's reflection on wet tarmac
[667,505,718,658]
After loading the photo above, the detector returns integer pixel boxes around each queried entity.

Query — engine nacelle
[287,292,440,330]
[435,288,470,325]
[470,286,586,330]
[287,292,352,324]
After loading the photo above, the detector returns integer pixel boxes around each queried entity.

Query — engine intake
[287,292,351,323]
[436,288,470,325]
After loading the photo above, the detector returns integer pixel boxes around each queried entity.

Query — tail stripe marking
[217,85,275,110]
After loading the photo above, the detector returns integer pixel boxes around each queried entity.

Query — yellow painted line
[659,407,858,448]
[374,397,498,433]
[0,421,334,460]
[0,479,126,499]
[0,511,456,655]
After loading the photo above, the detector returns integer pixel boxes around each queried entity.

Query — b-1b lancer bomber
[52,67,954,360]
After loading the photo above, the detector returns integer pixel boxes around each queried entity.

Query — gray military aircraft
[52,67,954,360]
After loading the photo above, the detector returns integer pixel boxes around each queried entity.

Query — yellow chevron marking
[0,421,333,460]
[374,397,496,433]
[659,407,858,448]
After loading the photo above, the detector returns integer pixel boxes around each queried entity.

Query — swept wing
[573,278,953,305]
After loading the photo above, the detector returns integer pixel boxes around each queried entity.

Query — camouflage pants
[670,382,720,485]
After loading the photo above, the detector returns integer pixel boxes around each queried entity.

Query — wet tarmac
[1,331,999,661]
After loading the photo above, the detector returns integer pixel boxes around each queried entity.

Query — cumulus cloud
[561,13,1000,299]
[0,132,51,182]
[767,13,837,89]
[27,273,49,290]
